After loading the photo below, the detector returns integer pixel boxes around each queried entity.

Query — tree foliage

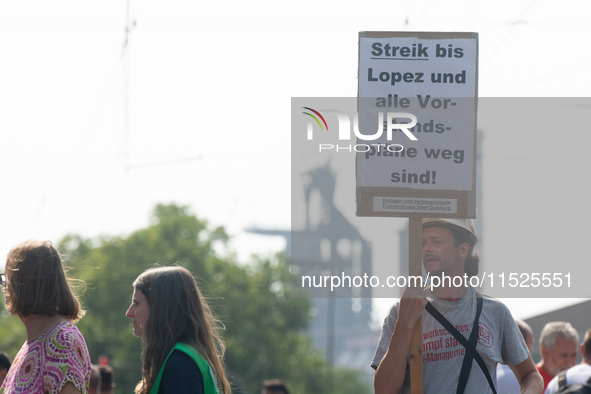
[0,204,371,394]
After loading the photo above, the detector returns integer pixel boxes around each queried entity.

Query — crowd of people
[1,219,588,394]
[495,320,591,394]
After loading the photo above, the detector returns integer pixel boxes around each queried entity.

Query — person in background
[126,266,231,394]
[89,364,102,394]
[261,379,289,394]
[0,351,11,386]
[536,321,579,391]
[545,329,591,394]
[99,365,116,394]
[497,319,535,394]
[0,240,91,394]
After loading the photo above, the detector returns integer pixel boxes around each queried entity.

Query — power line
[123,0,136,168]
[482,0,540,70]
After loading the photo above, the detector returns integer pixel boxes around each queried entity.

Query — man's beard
[546,359,570,377]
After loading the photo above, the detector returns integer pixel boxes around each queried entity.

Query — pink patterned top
[0,322,91,394]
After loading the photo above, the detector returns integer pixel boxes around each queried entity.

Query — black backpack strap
[558,370,567,390]
[456,296,484,394]
[425,298,497,394]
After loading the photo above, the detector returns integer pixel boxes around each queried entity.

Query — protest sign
[357,32,478,218]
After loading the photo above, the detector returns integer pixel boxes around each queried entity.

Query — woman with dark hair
[1,240,91,394]
[126,266,231,394]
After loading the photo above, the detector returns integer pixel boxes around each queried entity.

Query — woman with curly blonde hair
[126,266,230,394]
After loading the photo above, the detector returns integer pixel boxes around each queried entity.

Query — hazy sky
[1,0,590,320]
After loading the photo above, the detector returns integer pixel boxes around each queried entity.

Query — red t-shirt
[537,364,554,391]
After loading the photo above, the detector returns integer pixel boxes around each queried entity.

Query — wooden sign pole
[409,218,423,394]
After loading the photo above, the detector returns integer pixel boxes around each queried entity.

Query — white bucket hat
[422,218,478,245]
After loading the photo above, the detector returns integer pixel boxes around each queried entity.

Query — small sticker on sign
[373,197,457,214]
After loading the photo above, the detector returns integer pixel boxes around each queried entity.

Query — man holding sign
[371,218,543,394]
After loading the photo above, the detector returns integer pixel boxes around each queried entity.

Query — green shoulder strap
[150,342,221,394]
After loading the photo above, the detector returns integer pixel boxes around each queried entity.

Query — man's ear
[459,242,470,259]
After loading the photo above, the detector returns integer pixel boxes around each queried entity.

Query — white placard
[356,32,478,217]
